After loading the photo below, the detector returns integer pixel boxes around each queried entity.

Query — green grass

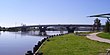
[39,33,110,55]
[97,32,110,39]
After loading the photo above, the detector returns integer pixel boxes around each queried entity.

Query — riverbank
[38,33,110,55]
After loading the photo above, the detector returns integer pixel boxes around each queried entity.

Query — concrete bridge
[7,24,105,35]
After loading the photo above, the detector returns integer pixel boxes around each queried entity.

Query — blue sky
[0,0,110,27]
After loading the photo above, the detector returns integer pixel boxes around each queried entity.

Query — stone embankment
[25,33,69,55]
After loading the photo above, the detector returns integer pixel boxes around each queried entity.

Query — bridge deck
[9,24,105,28]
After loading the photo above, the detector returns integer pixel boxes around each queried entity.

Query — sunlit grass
[39,33,110,55]
[97,32,110,39]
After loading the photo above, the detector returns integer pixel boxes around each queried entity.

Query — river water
[0,31,68,55]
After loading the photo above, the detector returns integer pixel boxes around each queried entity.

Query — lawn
[39,33,110,55]
[97,32,110,39]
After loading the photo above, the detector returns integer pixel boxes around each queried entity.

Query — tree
[93,18,101,32]
[104,20,110,33]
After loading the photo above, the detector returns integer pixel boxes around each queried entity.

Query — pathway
[86,32,110,44]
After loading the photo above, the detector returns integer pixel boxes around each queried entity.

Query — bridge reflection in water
[13,31,68,36]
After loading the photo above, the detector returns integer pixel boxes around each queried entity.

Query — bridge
[7,24,105,35]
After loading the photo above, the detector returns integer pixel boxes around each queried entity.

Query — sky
[0,0,110,27]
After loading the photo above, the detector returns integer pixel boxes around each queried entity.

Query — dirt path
[86,32,110,44]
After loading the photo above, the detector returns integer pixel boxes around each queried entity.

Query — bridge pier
[21,26,29,32]
[66,26,76,33]
[38,26,47,35]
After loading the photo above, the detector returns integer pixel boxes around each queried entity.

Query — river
[0,31,68,55]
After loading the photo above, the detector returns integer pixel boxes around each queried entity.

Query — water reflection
[0,31,68,55]
[0,31,44,55]
[13,31,68,36]
[0,31,1,35]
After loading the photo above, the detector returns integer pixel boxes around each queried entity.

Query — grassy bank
[97,32,110,39]
[39,33,110,55]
